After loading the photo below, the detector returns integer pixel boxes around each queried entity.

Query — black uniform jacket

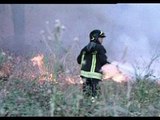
[77,41,110,80]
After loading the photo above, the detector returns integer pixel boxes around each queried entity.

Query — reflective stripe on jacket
[77,42,110,80]
[80,51,102,79]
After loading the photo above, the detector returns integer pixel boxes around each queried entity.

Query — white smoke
[1,4,160,78]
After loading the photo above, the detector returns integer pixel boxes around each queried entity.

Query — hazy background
[0,4,160,67]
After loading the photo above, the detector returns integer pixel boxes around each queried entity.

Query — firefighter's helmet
[89,29,106,41]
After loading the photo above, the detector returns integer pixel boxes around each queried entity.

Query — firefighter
[77,29,110,102]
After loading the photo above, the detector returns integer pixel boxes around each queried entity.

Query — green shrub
[0,77,160,116]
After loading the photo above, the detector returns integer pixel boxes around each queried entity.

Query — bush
[0,77,160,116]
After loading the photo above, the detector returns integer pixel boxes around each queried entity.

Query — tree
[11,4,26,56]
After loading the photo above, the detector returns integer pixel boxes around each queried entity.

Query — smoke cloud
[0,4,160,68]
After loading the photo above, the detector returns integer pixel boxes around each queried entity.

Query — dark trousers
[82,78,101,98]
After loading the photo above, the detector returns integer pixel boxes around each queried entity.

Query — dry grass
[0,20,160,116]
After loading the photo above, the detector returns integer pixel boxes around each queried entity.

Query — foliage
[0,78,160,116]
[0,20,160,117]
[40,19,81,78]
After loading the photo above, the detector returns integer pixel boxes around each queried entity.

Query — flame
[31,54,46,74]
[65,76,83,85]
[101,63,131,83]
[30,54,83,85]
[66,76,75,84]
[30,54,54,82]
[0,61,13,79]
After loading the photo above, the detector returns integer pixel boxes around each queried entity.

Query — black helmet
[89,29,106,41]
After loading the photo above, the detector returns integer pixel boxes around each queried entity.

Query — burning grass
[0,49,160,116]
[0,19,160,116]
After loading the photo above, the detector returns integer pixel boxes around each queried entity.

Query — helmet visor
[99,32,106,38]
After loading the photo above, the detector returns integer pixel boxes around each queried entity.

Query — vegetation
[0,20,160,116]
[0,76,159,116]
